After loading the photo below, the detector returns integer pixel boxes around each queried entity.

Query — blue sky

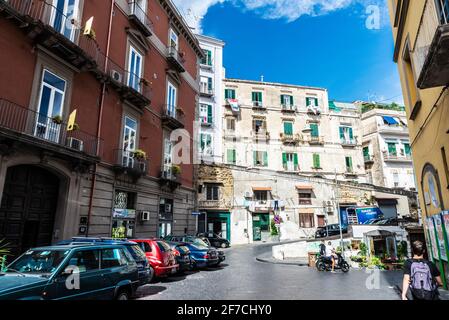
[173,0,404,104]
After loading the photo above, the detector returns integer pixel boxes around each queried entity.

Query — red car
[132,239,179,278]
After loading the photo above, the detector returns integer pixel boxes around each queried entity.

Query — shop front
[252,213,270,241]
[206,212,231,241]
[111,190,137,239]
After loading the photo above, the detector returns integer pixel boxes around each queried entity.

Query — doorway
[206,212,230,241]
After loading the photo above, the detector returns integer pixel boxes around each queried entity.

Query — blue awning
[383,116,398,125]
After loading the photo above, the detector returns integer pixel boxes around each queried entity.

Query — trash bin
[308,252,318,268]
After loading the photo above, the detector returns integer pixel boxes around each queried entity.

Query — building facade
[360,105,416,190]
[0,0,202,258]
[222,79,367,182]
[196,35,225,164]
[388,0,449,285]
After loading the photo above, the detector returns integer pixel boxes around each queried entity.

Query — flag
[67,109,77,131]
[227,99,240,112]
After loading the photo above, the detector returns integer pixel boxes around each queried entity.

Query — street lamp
[333,170,344,255]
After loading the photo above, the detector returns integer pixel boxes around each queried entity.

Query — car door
[54,249,107,300]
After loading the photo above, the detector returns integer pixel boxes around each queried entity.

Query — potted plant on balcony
[140,78,150,87]
[172,164,182,176]
[133,149,147,160]
[72,123,80,131]
[84,27,96,40]
[52,115,63,125]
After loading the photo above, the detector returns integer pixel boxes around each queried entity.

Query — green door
[253,214,269,241]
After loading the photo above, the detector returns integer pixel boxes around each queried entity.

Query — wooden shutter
[339,127,345,139]
[282,153,287,165]
[313,154,320,168]
[284,122,293,135]
[290,95,294,105]
[293,153,299,168]
[263,152,268,166]
[310,123,319,137]
[207,105,213,123]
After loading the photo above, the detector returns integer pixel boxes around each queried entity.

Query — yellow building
[388,0,449,285]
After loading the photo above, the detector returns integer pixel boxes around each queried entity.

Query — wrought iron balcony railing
[114,148,148,178]
[167,45,186,73]
[161,105,185,129]
[128,1,154,37]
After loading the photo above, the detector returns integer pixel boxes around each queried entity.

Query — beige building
[222,79,367,182]
[360,104,416,190]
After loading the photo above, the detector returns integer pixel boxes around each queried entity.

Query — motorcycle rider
[325,241,338,273]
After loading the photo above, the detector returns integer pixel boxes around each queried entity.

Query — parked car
[165,241,193,273]
[56,237,152,285]
[177,243,220,269]
[374,218,398,225]
[363,218,383,225]
[197,232,231,248]
[315,224,348,238]
[164,235,226,265]
[132,239,178,278]
[0,244,140,300]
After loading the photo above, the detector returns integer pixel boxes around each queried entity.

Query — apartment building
[388,0,449,284]
[0,0,202,258]
[360,104,416,190]
[196,35,225,164]
[222,79,366,182]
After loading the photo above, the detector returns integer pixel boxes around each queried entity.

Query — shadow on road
[135,285,167,298]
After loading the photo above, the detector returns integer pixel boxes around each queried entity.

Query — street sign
[192,211,201,216]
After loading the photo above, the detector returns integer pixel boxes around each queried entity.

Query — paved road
[136,243,403,300]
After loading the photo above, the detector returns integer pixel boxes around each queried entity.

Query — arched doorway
[0,165,60,258]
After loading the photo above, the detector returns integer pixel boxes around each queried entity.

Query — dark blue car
[56,237,152,285]
[0,244,140,300]
[178,243,220,269]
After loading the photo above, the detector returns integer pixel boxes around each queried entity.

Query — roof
[224,78,326,92]
[195,34,226,47]
[31,243,125,251]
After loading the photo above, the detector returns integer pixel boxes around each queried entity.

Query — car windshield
[6,249,70,275]
[129,244,147,260]
[178,246,190,254]
[192,238,209,247]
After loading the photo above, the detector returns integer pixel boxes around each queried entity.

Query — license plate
[171,268,177,274]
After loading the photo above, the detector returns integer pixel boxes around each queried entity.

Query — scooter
[316,253,350,273]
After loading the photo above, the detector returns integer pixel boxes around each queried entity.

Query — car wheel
[221,243,227,249]
[116,290,130,301]
[148,266,155,283]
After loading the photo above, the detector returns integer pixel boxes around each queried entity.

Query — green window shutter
[293,153,299,167]
[314,98,318,107]
[252,92,256,102]
[284,122,293,135]
[306,97,310,106]
[346,157,353,170]
[282,153,287,165]
[388,143,397,155]
[207,50,212,65]
[339,127,345,139]
[313,154,320,168]
[208,78,213,90]
[263,152,268,166]
[310,123,319,137]
[253,151,257,166]
[227,149,236,164]
[290,95,294,106]
[404,143,411,156]
[280,95,284,105]
[207,105,213,123]
[200,134,205,149]
[225,89,230,99]
[363,147,369,158]
[349,128,354,139]
[233,150,236,163]
[231,90,235,99]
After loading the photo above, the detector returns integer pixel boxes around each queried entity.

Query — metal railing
[383,153,413,161]
[1,0,105,69]
[115,148,148,175]
[0,98,99,157]
[163,105,185,123]
[167,45,186,66]
[281,104,296,112]
[364,155,374,162]
[128,1,153,34]
[341,138,357,145]
[252,101,264,108]
[309,136,324,144]
[199,116,213,125]
[200,83,214,96]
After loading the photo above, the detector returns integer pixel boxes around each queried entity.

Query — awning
[382,116,399,125]
[252,187,272,191]
[328,101,341,112]
[365,230,396,237]
[296,185,313,190]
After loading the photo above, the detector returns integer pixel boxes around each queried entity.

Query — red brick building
[0,0,202,258]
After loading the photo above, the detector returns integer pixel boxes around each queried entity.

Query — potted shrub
[72,123,80,131]
[133,149,147,160]
[52,115,63,125]
[172,164,181,176]
[140,78,150,86]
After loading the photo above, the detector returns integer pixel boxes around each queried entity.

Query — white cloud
[172,0,388,33]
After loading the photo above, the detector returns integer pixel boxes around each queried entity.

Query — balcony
[105,59,151,109]
[281,104,297,113]
[252,101,265,111]
[364,155,374,164]
[161,105,185,130]
[377,124,409,135]
[413,0,449,89]
[383,153,413,163]
[0,98,99,163]
[0,0,105,72]
[167,45,186,73]
[199,116,213,127]
[283,164,299,172]
[308,136,324,145]
[251,130,270,141]
[307,106,322,116]
[344,169,357,177]
[200,83,214,97]
[280,133,302,145]
[198,199,230,210]
[341,138,357,148]
[158,169,181,190]
[113,149,148,179]
[128,1,153,37]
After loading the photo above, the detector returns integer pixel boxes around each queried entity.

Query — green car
[0,244,140,300]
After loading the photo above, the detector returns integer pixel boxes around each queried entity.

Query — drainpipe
[86,0,115,236]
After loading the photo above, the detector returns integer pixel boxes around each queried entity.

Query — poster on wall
[434,214,447,262]
[427,217,439,260]
[442,211,449,251]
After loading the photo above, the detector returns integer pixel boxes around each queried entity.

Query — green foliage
[397,241,408,260]
[270,219,279,236]
[0,239,10,272]
[368,256,387,270]
[359,242,367,256]
[361,102,405,114]
[172,165,182,175]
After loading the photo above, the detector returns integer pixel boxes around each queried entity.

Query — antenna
[260,75,264,82]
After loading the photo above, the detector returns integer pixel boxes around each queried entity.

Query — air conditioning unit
[110,69,123,83]
[244,192,252,198]
[140,211,150,222]
[324,200,333,207]
[66,137,84,151]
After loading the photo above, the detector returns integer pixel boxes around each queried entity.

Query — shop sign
[113,208,136,219]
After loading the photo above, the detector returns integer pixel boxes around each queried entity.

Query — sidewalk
[256,251,309,266]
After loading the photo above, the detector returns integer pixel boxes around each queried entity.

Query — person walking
[402,240,443,300]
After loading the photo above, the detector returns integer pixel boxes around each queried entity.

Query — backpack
[409,260,438,300]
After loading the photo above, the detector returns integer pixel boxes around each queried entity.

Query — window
[436,0,449,24]
[200,133,213,155]
[298,193,312,205]
[310,123,319,137]
[281,95,294,107]
[201,49,212,66]
[392,170,400,188]
[282,153,298,171]
[252,92,263,106]
[313,154,321,169]
[253,151,268,167]
[253,119,266,133]
[166,81,177,117]
[387,142,397,156]
[66,250,100,273]
[299,213,315,228]
[206,184,219,201]
[363,147,370,160]
[200,76,213,94]
[199,104,213,124]
[159,198,173,221]
[225,89,236,100]
[226,118,236,131]
[401,41,419,114]
[127,45,143,92]
[227,149,236,164]
[404,143,411,157]
[306,97,319,107]
[163,139,173,177]
[138,242,152,253]
[345,156,353,172]
[169,28,178,49]
[254,191,268,201]
[283,122,293,135]
[122,116,137,167]
[35,69,67,143]
[50,0,79,41]
[101,249,128,269]
[339,126,354,143]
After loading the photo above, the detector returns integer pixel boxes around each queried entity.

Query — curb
[256,255,309,266]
